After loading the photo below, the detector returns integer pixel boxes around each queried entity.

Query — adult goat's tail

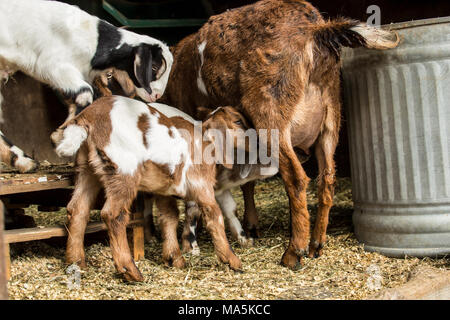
[313,18,400,56]
[55,124,88,157]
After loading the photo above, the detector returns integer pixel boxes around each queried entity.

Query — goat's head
[132,42,173,103]
[202,106,252,169]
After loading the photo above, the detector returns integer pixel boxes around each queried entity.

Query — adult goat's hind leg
[309,89,340,258]
[279,133,311,270]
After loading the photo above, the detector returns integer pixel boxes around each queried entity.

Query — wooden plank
[4,219,144,244]
[0,178,73,196]
[0,201,8,299]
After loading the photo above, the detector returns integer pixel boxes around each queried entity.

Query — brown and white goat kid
[56,96,246,281]
[161,0,399,268]
[89,69,275,252]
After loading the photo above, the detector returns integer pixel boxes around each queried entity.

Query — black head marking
[91,20,164,95]
[134,43,164,93]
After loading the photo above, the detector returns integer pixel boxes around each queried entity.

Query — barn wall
[0,73,68,164]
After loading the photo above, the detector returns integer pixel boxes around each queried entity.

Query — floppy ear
[134,45,153,88]
[112,69,136,98]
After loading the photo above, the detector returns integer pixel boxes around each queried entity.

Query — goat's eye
[106,73,113,80]
[152,66,158,72]
[235,120,242,126]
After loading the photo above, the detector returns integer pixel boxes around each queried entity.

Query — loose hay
[7,177,449,300]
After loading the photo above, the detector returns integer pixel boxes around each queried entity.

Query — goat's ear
[113,69,136,98]
[196,106,214,121]
[134,45,153,88]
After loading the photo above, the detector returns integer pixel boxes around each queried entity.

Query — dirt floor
[6,177,449,300]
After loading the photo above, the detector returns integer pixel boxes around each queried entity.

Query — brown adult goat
[160,0,399,268]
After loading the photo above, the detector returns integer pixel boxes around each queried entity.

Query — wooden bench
[0,171,145,284]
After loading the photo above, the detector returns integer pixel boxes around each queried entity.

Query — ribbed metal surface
[342,18,450,257]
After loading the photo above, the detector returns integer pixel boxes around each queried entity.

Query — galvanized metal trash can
[342,17,450,257]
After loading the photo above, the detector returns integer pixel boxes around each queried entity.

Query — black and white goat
[0,0,172,172]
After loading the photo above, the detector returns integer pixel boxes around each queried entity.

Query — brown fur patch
[137,114,150,148]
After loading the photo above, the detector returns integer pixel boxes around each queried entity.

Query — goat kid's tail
[313,18,400,56]
[55,123,88,157]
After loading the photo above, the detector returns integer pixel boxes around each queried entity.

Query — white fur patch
[216,190,244,236]
[104,97,190,177]
[10,146,36,172]
[75,91,93,107]
[56,125,87,157]
[196,41,208,96]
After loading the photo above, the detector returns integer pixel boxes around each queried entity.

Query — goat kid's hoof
[237,235,254,248]
[245,226,260,239]
[15,156,37,173]
[182,243,201,256]
[172,256,186,269]
[66,257,87,269]
[281,250,303,270]
[75,90,93,108]
[164,255,186,269]
[121,267,144,282]
[308,241,325,258]
[227,255,242,271]
[117,260,144,282]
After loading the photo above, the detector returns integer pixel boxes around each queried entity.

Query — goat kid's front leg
[0,130,36,172]
[49,65,93,146]
[50,102,77,147]
[155,196,185,269]
[101,195,143,282]
[279,135,311,270]
[0,78,36,172]
[196,189,242,271]
[216,190,253,248]
[181,201,201,255]
[66,156,101,267]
